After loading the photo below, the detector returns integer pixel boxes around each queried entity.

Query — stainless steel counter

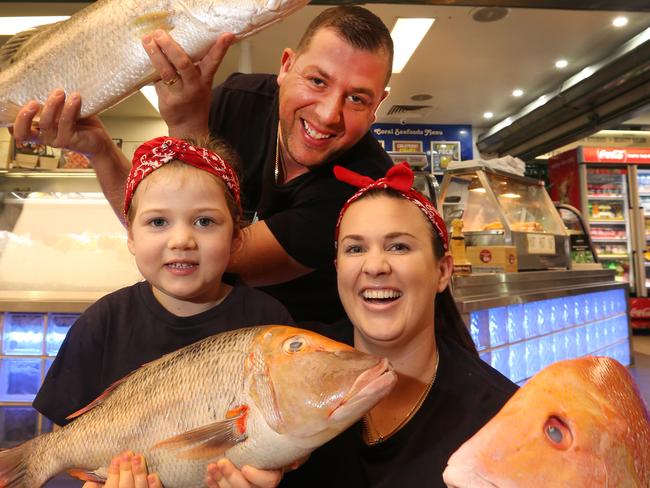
[452,269,622,313]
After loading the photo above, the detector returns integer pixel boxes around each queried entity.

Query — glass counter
[440,165,570,270]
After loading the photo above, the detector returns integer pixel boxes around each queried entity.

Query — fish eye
[543,416,572,449]
[283,336,306,354]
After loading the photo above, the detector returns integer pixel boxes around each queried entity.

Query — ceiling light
[140,85,159,112]
[483,111,494,119]
[612,16,628,27]
[0,16,69,35]
[512,89,524,97]
[391,18,435,74]
[555,59,568,69]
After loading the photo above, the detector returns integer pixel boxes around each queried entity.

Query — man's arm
[229,221,313,287]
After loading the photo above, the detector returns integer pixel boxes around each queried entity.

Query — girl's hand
[205,459,283,488]
[82,451,163,488]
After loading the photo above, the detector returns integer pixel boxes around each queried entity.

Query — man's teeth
[303,120,332,140]
[362,289,402,300]
[168,262,195,269]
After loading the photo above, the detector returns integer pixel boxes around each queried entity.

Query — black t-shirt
[33,281,293,426]
[208,73,393,323]
[280,332,518,488]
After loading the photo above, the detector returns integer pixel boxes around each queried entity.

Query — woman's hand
[11,89,112,158]
[82,451,163,488]
[141,30,235,139]
[204,459,283,488]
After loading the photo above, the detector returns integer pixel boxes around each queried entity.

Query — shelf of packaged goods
[589,220,626,224]
[597,254,629,260]
[592,238,627,242]
[639,192,650,196]
[587,195,624,200]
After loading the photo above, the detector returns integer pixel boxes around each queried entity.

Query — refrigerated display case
[439,165,570,270]
[0,170,141,447]
[639,169,650,291]
[548,147,649,299]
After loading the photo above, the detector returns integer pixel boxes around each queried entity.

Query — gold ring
[164,76,180,86]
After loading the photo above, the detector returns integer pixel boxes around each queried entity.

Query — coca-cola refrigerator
[548,147,648,311]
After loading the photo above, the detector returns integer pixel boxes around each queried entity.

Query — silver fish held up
[0,325,396,487]
[0,0,309,127]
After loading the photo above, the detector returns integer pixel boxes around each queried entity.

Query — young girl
[33,136,292,486]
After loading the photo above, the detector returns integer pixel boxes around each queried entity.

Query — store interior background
[0,2,648,475]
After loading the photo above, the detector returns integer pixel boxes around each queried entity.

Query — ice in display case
[439,165,570,270]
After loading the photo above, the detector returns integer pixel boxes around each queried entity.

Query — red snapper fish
[0,325,396,487]
[0,0,309,127]
[443,356,650,488]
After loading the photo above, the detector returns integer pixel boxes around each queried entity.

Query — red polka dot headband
[124,136,241,218]
[334,162,449,251]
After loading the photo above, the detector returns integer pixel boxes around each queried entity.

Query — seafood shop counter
[452,269,631,385]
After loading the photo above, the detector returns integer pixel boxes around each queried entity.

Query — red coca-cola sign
[582,147,650,165]
[630,297,650,330]
[480,249,492,263]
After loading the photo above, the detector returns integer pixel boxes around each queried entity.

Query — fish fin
[65,374,132,420]
[66,469,106,483]
[154,406,249,461]
[132,12,175,38]
[0,442,29,487]
[0,22,63,70]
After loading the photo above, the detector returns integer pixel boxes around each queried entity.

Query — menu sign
[581,147,650,165]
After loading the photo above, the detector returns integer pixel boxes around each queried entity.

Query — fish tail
[0,437,52,488]
[0,441,29,488]
[0,100,20,128]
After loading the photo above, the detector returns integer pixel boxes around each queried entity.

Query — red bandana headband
[124,136,241,217]
[334,162,449,252]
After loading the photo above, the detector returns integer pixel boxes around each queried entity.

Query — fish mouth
[328,358,396,423]
[442,465,500,488]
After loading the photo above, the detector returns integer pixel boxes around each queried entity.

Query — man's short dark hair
[296,6,393,86]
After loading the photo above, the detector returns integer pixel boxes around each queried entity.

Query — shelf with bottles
[587,201,625,221]
[598,254,629,260]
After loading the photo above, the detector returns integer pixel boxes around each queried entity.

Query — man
[13,6,394,323]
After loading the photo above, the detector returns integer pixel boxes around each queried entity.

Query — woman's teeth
[303,120,332,140]
[362,289,402,301]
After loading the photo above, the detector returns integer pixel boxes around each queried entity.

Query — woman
[278,162,518,488]
[103,163,517,488]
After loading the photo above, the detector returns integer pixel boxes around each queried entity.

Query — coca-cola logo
[631,307,650,318]
[480,249,492,263]
[597,149,626,160]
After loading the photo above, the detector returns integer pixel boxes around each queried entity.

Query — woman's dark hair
[354,188,478,356]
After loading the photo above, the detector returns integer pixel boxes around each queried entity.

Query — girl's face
[127,167,237,315]
[336,194,452,352]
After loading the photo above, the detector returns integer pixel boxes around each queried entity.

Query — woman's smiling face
[336,193,452,351]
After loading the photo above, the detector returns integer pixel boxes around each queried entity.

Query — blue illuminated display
[470,289,630,384]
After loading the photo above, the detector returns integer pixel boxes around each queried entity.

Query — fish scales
[0,325,396,488]
[31,327,261,487]
[0,0,308,126]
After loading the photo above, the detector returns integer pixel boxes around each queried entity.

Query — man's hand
[11,89,111,157]
[142,30,235,139]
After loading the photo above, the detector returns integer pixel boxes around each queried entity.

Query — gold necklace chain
[363,351,440,445]
[274,123,282,184]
